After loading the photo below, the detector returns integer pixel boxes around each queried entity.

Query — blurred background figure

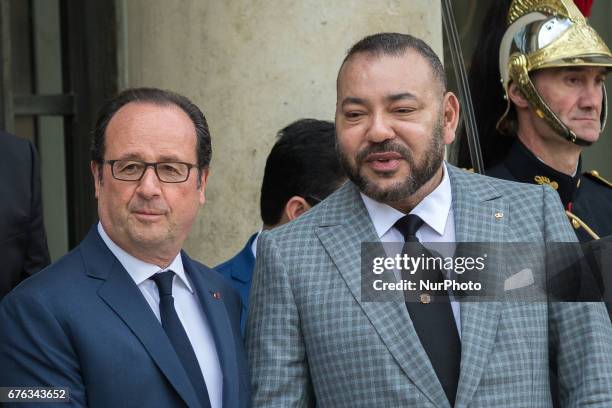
[215,118,346,332]
[0,131,50,299]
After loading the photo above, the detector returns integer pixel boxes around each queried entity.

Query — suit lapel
[230,234,257,284]
[81,231,200,408]
[315,183,451,408]
[186,255,239,408]
[447,166,506,408]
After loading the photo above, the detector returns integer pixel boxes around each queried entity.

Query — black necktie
[394,214,461,406]
[151,271,212,408]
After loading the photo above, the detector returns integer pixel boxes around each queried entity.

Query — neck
[517,130,581,176]
[98,222,182,269]
[388,164,444,214]
[131,249,178,269]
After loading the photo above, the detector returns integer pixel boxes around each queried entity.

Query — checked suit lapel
[447,165,505,408]
[315,183,451,408]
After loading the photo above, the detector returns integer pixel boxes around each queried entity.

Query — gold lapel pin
[494,212,504,219]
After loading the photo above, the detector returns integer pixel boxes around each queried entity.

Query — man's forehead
[545,66,608,76]
[109,101,185,125]
[340,51,420,82]
[339,50,418,77]
[104,102,197,157]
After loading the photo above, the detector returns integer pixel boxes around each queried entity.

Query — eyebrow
[340,97,366,108]
[561,67,607,75]
[340,92,417,108]
[386,92,417,102]
[116,153,185,162]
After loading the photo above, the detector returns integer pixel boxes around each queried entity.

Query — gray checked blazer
[246,164,612,408]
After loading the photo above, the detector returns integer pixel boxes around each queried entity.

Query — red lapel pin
[212,291,221,300]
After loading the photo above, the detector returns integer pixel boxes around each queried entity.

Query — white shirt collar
[97,222,192,292]
[251,229,262,259]
[360,162,452,239]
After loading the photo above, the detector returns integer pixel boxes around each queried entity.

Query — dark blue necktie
[151,271,212,408]
[394,214,461,407]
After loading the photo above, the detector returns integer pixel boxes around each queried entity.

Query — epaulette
[583,170,612,188]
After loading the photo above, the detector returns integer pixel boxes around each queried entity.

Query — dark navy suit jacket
[0,227,250,408]
[215,234,257,334]
[0,131,50,299]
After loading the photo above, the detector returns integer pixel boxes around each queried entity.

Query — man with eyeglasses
[215,119,346,333]
[0,87,250,408]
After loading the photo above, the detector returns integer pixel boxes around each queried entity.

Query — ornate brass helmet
[497,0,612,145]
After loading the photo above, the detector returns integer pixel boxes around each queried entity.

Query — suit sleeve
[22,140,50,279]
[0,291,86,407]
[542,185,612,406]
[246,231,314,407]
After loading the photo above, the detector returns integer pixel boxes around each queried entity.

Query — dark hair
[457,0,514,169]
[91,87,212,170]
[340,32,447,92]
[260,119,346,226]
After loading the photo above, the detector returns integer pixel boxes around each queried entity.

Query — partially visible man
[247,32,612,407]
[0,131,50,299]
[0,88,250,407]
[215,119,345,332]
[463,0,612,242]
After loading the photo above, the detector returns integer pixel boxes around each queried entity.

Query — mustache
[128,201,169,214]
[355,140,412,164]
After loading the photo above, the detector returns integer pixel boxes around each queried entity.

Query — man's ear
[283,196,312,222]
[441,91,460,145]
[91,161,101,199]
[198,167,210,206]
[508,82,529,109]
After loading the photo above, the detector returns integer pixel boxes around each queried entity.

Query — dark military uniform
[487,140,612,242]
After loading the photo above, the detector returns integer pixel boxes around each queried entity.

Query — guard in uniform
[468,0,612,242]
[488,141,612,242]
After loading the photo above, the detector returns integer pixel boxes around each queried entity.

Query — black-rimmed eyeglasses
[104,160,197,183]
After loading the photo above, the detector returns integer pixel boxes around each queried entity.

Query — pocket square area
[504,268,535,291]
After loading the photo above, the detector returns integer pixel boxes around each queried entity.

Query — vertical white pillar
[120,0,442,264]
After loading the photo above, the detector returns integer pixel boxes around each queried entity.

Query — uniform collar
[502,140,581,207]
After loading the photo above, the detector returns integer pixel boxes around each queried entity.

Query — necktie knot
[394,214,424,242]
[151,270,175,297]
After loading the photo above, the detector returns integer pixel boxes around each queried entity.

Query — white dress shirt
[360,162,461,336]
[98,223,223,408]
[250,229,262,259]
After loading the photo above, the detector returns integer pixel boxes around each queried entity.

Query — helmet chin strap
[531,86,608,147]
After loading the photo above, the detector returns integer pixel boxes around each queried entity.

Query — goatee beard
[337,119,444,204]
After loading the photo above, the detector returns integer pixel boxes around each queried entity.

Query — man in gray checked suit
[246,32,612,407]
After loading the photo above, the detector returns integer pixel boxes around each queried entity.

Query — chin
[573,131,600,144]
[128,224,172,245]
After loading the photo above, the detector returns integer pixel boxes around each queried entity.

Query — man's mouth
[132,210,166,220]
[364,152,403,172]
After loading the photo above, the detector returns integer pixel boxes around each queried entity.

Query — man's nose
[136,166,162,198]
[365,112,395,143]
[579,82,603,111]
